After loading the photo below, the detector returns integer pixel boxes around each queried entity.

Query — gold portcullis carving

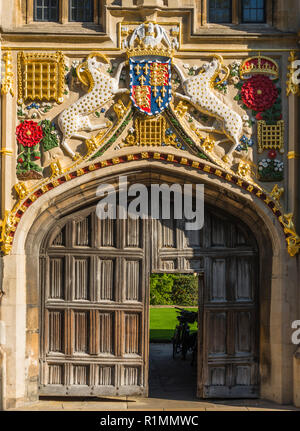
[17,51,66,105]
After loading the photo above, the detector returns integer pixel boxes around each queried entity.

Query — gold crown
[240,55,279,79]
[126,41,173,58]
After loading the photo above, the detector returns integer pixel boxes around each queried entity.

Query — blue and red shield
[129,56,172,116]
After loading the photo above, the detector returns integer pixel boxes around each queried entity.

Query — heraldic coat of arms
[127,22,173,116]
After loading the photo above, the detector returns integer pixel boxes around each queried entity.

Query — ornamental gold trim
[286,51,300,97]
[287,151,300,159]
[270,184,284,202]
[50,160,64,178]
[0,210,17,255]
[279,213,300,257]
[14,182,29,200]
[126,42,174,59]
[0,148,13,156]
[1,151,299,257]
[1,49,14,97]
[237,160,252,179]
[240,54,279,80]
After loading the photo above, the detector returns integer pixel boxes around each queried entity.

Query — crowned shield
[129,56,172,116]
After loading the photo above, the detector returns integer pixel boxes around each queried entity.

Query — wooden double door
[39,201,259,398]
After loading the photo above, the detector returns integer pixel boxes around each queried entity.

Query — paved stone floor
[9,344,300,411]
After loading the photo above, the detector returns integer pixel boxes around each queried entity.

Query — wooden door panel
[73,257,90,300]
[49,257,65,299]
[124,259,142,302]
[97,218,116,248]
[98,311,114,355]
[199,216,259,398]
[74,216,91,247]
[207,311,227,355]
[235,311,253,354]
[96,258,115,301]
[123,312,142,356]
[46,309,64,354]
[209,259,227,302]
[40,205,148,396]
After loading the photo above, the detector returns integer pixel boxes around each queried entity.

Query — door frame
[149,269,204,395]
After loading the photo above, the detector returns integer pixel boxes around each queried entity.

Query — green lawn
[149,307,198,342]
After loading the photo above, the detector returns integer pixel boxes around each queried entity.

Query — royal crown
[126,41,173,58]
[126,22,174,58]
[240,55,279,79]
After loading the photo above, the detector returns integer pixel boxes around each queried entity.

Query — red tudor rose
[16,120,43,147]
[268,149,277,159]
[241,75,278,112]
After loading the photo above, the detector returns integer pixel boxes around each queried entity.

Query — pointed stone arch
[0,161,298,407]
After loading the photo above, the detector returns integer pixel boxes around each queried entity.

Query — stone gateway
[0,0,300,410]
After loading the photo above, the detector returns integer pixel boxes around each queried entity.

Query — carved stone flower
[16,120,43,147]
[241,75,278,112]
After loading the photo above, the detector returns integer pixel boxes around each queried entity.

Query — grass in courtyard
[150,307,198,342]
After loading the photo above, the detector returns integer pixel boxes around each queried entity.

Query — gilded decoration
[257,120,284,153]
[286,51,300,97]
[287,151,300,159]
[240,55,279,80]
[1,21,298,256]
[14,182,29,200]
[174,101,189,117]
[0,151,297,256]
[270,184,284,202]
[136,116,166,146]
[237,160,252,179]
[278,213,300,257]
[17,51,66,104]
[1,49,14,97]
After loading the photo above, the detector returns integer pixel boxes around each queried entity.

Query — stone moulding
[0,151,299,257]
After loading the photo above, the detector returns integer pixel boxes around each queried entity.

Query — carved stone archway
[0,161,297,407]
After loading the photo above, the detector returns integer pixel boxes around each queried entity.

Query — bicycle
[172,307,198,360]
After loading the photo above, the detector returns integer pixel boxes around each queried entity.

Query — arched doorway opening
[149,204,259,399]
[38,181,259,399]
